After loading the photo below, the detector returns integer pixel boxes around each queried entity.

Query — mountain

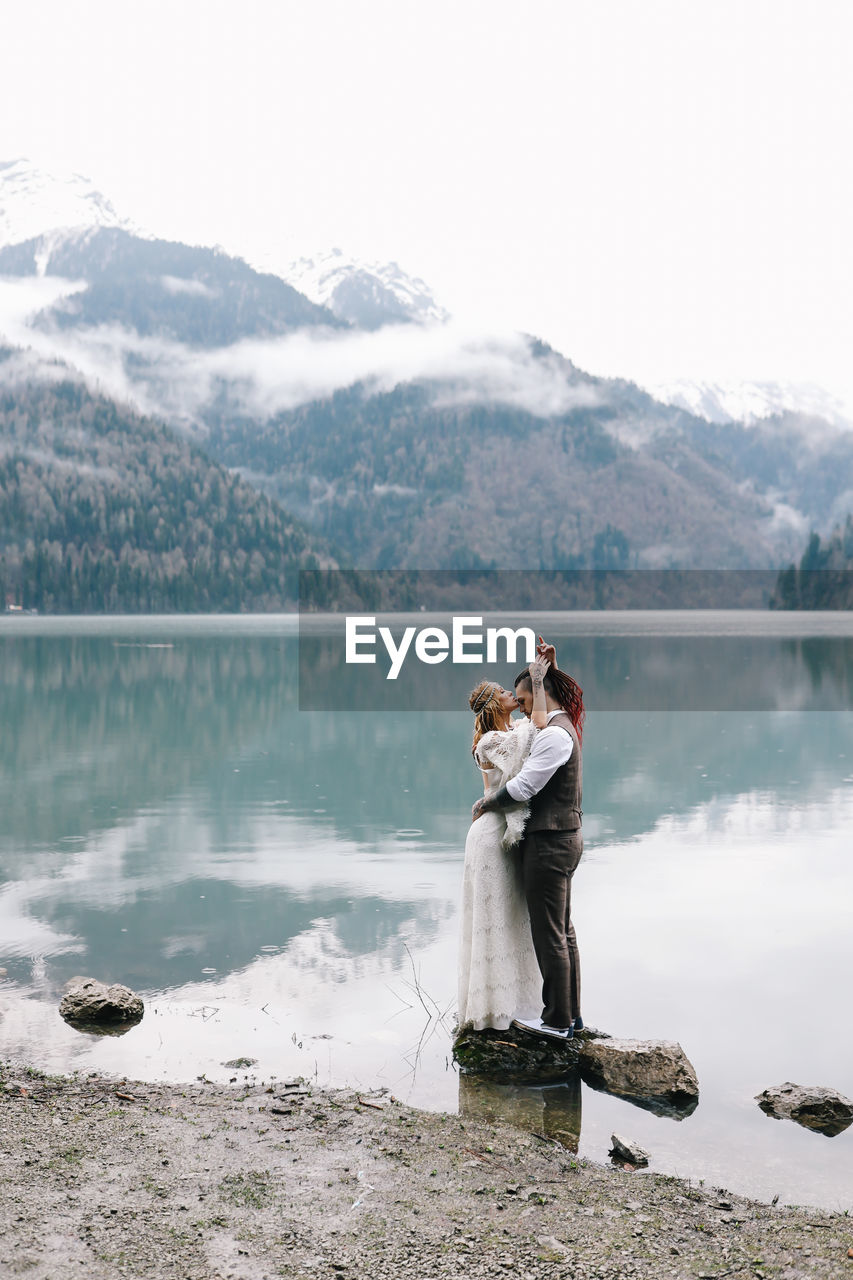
[0,158,135,247]
[3,159,853,583]
[202,371,807,570]
[0,161,442,333]
[270,248,449,329]
[0,226,343,346]
[671,411,853,537]
[646,375,852,430]
[0,349,335,612]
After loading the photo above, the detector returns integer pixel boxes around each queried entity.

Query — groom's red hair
[515,666,585,745]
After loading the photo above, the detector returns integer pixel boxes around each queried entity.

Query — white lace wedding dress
[457,717,543,1031]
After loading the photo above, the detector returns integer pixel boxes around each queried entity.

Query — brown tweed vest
[527,711,583,832]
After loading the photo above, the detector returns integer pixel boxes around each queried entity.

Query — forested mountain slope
[0,356,334,611]
[0,228,343,346]
[205,376,797,569]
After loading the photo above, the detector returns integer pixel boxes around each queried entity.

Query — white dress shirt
[504,709,573,803]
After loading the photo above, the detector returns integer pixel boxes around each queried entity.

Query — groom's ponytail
[515,666,586,745]
[549,667,586,745]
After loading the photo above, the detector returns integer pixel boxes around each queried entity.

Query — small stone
[526,1188,556,1203]
[756,1083,853,1137]
[222,1058,258,1069]
[609,1134,650,1167]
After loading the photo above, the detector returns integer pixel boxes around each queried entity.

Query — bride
[457,657,549,1031]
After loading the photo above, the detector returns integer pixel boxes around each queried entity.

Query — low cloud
[0,273,604,427]
[160,275,217,298]
[0,439,120,482]
[373,482,418,497]
[0,344,85,391]
[193,322,603,420]
[0,275,142,408]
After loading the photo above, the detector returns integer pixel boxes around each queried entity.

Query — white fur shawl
[474,716,537,850]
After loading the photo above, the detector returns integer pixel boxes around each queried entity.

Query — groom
[471,641,583,1042]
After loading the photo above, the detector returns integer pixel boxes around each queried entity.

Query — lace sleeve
[475,720,535,776]
[474,730,500,769]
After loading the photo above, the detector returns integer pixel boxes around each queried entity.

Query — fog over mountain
[1,159,852,593]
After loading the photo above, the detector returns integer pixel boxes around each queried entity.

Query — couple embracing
[458,638,585,1042]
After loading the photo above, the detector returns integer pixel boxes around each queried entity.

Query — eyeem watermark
[297,568,853,711]
[346,616,536,680]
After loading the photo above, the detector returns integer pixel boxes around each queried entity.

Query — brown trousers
[521,828,583,1029]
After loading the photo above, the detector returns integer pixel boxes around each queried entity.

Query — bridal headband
[472,683,497,714]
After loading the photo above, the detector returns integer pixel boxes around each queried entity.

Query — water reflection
[459,1072,582,1153]
[579,1063,699,1120]
[299,613,853,710]
[2,615,853,1207]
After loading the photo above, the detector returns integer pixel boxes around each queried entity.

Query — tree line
[0,374,330,612]
[772,516,853,609]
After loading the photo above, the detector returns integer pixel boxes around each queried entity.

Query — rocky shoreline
[1,1060,851,1279]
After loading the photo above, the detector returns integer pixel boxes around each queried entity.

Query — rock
[578,1038,699,1118]
[453,1025,577,1080]
[537,1235,568,1257]
[222,1057,258,1069]
[59,976,144,1034]
[755,1082,853,1137]
[609,1133,650,1166]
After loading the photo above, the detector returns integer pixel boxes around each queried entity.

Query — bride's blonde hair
[469,680,508,756]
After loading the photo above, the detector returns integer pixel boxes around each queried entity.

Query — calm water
[2,613,853,1209]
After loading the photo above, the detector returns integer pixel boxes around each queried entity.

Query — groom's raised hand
[537,635,557,668]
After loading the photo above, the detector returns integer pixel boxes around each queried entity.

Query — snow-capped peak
[252,245,449,330]
[645,376,853,430]
[0,158,137,249]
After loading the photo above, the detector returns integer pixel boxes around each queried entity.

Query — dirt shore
[1,1061,851,1279]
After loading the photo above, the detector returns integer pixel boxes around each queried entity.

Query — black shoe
[573,1016,584,1032]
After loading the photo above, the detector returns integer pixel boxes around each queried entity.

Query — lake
[1,612,852,1210]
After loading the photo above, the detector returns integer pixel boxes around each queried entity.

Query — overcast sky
[2,0,853,398]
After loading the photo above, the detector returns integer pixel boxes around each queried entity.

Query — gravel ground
[2,1061,852,1279]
